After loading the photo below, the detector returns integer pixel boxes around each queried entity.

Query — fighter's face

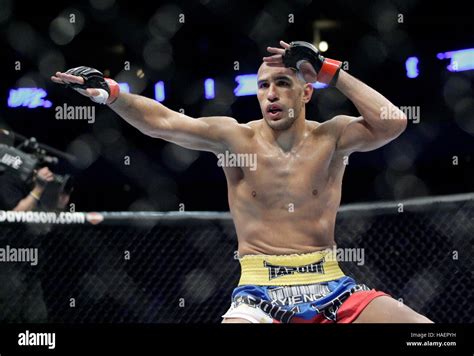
[257,63,312,131]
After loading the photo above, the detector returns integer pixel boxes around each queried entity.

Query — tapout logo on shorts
[263,259,325,280]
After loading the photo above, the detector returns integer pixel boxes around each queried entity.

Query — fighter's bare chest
[234,136,338,204]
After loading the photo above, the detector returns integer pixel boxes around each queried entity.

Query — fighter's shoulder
[201,116,255,139]
[199,115,238,126]
[241,119,263,136]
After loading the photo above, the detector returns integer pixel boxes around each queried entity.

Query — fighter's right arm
[52,70,240,154]
[109,92,238,153]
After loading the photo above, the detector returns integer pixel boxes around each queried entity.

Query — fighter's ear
[302,83,313,103]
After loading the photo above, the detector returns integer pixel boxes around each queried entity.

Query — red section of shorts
[332,290,388,323]
[286,290,389,324]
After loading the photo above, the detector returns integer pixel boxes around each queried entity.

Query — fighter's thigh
[353,296,433,323]
[222,318,252,323]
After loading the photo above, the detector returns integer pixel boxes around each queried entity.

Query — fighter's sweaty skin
[222,118,346,257]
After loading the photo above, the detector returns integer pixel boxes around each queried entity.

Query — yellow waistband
[238,250,345,286]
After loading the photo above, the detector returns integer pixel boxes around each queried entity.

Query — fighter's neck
[262,117,308,152]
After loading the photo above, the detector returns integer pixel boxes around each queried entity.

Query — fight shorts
[222,249,388,323]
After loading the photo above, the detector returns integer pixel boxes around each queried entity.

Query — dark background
[1,0,473,212]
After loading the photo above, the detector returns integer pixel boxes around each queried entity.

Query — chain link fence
[0,194,472,323]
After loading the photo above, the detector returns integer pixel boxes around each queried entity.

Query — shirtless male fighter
[51,40,432,323]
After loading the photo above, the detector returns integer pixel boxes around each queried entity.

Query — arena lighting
[7,88,52,108]
[436,48,474,72]
[118,83,130,93]
[318,41,329,52]
[8,75,330,109]
[204,78,215,99]
[7,50,474,109]
[154,81,165,102]
[405,56,419,78]
[313,82,328,89]
[234,74,328,97]
[234,74,258,96]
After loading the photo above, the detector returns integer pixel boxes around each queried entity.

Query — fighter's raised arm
[51,67,240,154]
[264,41,408,154]
[332,70,407,154]
[108,93,240,153]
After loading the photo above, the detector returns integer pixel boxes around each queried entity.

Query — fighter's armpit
[310,115,355,148]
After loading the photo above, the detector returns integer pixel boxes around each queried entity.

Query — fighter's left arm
[265,40,407,153]
[333,70,407,154]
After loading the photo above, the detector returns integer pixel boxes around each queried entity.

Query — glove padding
[282,41,342,86]
[64,66,120,104]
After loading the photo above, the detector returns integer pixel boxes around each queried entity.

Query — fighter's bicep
[335,116,396,154]
[153,115,239,153]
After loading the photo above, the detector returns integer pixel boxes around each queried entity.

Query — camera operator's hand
[34,167,54,190]
[10,167,54,211]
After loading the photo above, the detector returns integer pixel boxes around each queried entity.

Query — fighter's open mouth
[267,104,283,114]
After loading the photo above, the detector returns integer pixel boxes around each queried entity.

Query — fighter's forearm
[108,92,175,136]
[335,70,407,132]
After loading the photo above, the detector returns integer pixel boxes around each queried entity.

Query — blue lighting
[405,56,419,78]
[312,82,328,89]
[234,74,258,96]
[204,78,215,99]
[437,48,474,72]
[154,81,165,102]
[118,82,130,93]
[8,88,52,108]
[235,74,327,96]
